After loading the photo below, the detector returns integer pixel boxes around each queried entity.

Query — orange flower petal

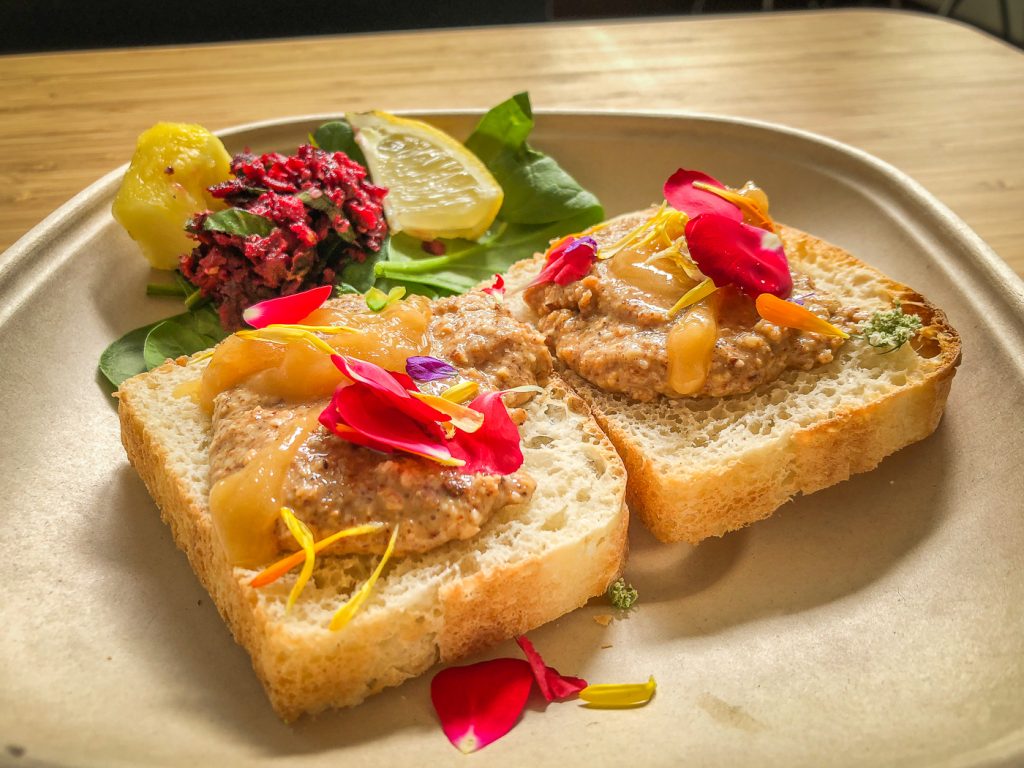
[755,292,849,337]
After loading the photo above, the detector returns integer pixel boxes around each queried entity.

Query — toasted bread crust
[506,221,961,544]
[119,368,627,721]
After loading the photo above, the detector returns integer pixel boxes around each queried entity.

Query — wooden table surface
[3,9,1023,277]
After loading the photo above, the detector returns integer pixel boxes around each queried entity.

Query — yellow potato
[112,123,231,269]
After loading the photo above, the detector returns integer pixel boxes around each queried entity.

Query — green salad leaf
[329,233,389,293]
[202,208,276,237]
[375,208,601,294]
[99,320,164,388]
[372,92,604,296]
[311,119,367,165]
[465,92,603,225]
[99,306,227,388]
[142,306,228,370]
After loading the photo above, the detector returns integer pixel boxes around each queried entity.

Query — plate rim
[3,109,1022,316]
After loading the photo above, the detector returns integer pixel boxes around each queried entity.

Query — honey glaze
[667,294,721,395]
[198,295,432,411]
[607,244,696,310]
[209,412,318,568]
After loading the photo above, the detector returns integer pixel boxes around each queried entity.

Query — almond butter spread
[523,211,852,401]
[204,292,552,567]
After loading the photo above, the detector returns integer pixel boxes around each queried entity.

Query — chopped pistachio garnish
[861,308,922,352]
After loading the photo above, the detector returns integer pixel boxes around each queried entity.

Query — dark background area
[1,0,1018,54]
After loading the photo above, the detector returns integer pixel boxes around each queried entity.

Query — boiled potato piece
[112,123,231,269]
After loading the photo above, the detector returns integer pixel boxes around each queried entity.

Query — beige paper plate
[1,112,1022,767]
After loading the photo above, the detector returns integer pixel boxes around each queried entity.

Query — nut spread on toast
[523,172,858,401]
[201,291,552,565]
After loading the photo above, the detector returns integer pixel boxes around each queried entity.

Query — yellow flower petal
[329,524,401,632]
[236,323,358,356]
[692,181,775,231]
[579,676,657,708]
[440,380,479,404]
[249,522,386,588]
[411,391,485,433]
[279,507,316,614]
[667,277,717,319]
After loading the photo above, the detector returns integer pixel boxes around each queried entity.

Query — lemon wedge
[346,111,503,241]
[112,123,231,269]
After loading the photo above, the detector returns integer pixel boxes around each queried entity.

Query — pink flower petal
[330,355,448,424]
[684,213,793,298]
[663,168,743,222]
[448,391,525,475]
[431,658,535,754]
[482,274,506,297]
[241,284,333,328]
[322,384,460,465]
[530,236,597,287]
[319,356,525,474]
[515,636,588,702]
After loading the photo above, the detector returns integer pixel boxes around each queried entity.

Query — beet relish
[180,145,387,330]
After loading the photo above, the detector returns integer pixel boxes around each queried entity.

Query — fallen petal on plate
[241,284,332,328]
[431,658,535,753]
[515,636,588,702]
[579,676,657,708]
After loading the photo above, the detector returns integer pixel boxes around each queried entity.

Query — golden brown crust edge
[507,222,961,545]
[439,393,629,660]
[621,226,962,543]
[118,371,627,721]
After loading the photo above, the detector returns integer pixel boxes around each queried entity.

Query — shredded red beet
[180,145,387,330]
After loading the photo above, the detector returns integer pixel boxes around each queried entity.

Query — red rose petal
[530,236,597,287]
[483,274,506,297]
[663,168,743,222]
[448,391,525,475]
[330,355,448,424]
[515,636,588,702]
[431,658,535,754]
[324,384,458,465]
[684,213,793,298]
[241,284,332,328]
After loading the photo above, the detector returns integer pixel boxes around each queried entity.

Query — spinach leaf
[465,92,603,225]
[312,120,367,165]
[297,189,340,216]
[375,209,602,294]
[203,208,276,237]
[142,307,228,370]
[327,233,388,293]
[297,190,357,241]
[464,93,535,164]
[98,320,163,387]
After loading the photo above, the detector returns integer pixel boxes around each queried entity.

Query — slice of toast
[117,361,627,721]
[504,219,960,544]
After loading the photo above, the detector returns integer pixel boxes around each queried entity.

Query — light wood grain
[1,9,1023,276]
